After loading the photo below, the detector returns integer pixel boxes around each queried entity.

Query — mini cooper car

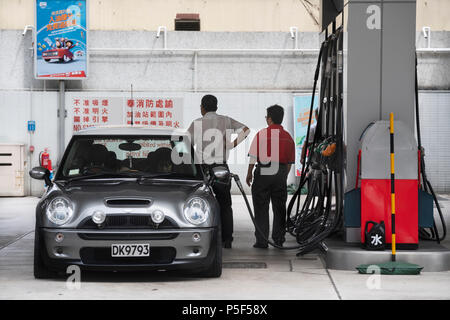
[42,48,74,63]
[30,126,228,278]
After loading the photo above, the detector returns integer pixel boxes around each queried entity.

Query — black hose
[286,28,345,255]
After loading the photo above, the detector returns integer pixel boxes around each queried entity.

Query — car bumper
[40,227,217,271]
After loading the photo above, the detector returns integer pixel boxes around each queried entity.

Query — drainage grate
[223,262,267,269]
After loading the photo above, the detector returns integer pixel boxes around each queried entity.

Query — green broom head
[356,261,423,275]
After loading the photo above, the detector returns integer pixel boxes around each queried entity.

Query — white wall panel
[419,92,450,192]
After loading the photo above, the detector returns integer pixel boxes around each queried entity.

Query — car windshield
[58,135,201,180]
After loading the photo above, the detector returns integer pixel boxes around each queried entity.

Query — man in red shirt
[246,105,295,248]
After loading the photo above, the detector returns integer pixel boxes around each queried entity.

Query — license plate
[111,244,150,257]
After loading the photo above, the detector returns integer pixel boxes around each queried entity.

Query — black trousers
[212,181,233,243]
[251,164,288,245]
[205,164,233,243]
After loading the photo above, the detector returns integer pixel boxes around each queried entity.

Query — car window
[59,135,200,179]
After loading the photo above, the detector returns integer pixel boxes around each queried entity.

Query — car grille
[77,215,179,230]
[78,232,178,241]
[105,199,152,207]
[79,247,176,265]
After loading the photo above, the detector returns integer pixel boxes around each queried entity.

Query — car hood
[60,179,205,200]
[38,179,218,229]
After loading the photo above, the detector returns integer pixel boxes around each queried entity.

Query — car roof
[74,125,187,137]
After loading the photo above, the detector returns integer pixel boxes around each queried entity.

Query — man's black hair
[267,104,284,124]
[201,95,218,112]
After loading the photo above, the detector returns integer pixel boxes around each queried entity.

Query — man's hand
[247,160,256,187]
[246,172,253,186]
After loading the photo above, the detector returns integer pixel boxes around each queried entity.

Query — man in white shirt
[187,95,250,248]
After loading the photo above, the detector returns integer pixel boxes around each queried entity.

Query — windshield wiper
[66,172,138,183]
[137,172,191,183]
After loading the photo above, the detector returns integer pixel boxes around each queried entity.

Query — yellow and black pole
[390,112,396,262]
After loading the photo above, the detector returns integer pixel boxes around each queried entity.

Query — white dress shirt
[187,111,246,164]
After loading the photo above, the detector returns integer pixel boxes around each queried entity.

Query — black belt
[257,162,287,168]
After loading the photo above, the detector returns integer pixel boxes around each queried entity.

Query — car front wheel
[33,226,59,279]
[202,226,223,278]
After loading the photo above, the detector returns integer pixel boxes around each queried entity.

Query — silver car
[29,126,227,278]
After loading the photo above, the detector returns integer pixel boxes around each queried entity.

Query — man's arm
[228,117,250,149]
[232,126,250,148]
[186,121,195,146]
[246,156,257,186]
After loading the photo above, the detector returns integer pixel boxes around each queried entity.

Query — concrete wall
[0,29,449,195]
[1,30,321,91]
[2,29,449,91]
[2,0,450,32]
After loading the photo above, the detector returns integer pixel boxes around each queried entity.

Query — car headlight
[183,197,210,225]
[46,197,73,225]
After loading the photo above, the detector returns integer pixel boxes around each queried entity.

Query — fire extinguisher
[39,148,53,183]
[40,148,50,168]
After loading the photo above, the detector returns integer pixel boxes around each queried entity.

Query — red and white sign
[70,97,183,133]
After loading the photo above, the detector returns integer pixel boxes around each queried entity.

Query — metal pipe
[28,78,33,195]
[156,26,167,49]
[22,25,34,36]
[89,47,319,53]
[416,48,450,53]
[194,51,198,92]
[0,87,316,93]
[57,80,65,166]
[422,26,431,49]
[289,26,298,49]
[29,46,450,54]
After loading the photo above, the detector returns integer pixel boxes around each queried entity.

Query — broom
[357,113,423,275]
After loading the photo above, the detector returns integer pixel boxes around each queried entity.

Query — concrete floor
[0,195,449,300]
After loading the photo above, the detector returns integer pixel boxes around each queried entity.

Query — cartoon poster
[293,95,318,176]
[35,0,88,79]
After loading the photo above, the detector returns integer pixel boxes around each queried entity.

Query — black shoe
[223,241,232,249]
[274,240,284,247]
[253,243,268,249]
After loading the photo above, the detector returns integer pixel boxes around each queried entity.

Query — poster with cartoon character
[35,0,88,79]
[293,95,318,176]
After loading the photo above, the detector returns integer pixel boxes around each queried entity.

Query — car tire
[44,59,50,63]
[59,55,70,63]
[33,227,58,279]
[202,226,223,278]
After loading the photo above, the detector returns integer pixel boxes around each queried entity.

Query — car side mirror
[29,166,52,186]
[212,166,230,181]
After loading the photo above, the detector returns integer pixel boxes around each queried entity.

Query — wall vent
[175,13,200,31]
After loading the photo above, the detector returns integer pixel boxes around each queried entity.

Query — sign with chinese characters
[124,98,182,129]
[293,95,318,177]
[34,0,88,79]
[70,97,183,133]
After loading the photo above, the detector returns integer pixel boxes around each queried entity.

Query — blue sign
[293,95,318,176]
[35,0,88,79]
[28,121,36,132]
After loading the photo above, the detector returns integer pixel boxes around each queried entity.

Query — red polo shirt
[248,124,295,164]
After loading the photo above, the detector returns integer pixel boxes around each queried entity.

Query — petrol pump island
[266,1,450,273]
